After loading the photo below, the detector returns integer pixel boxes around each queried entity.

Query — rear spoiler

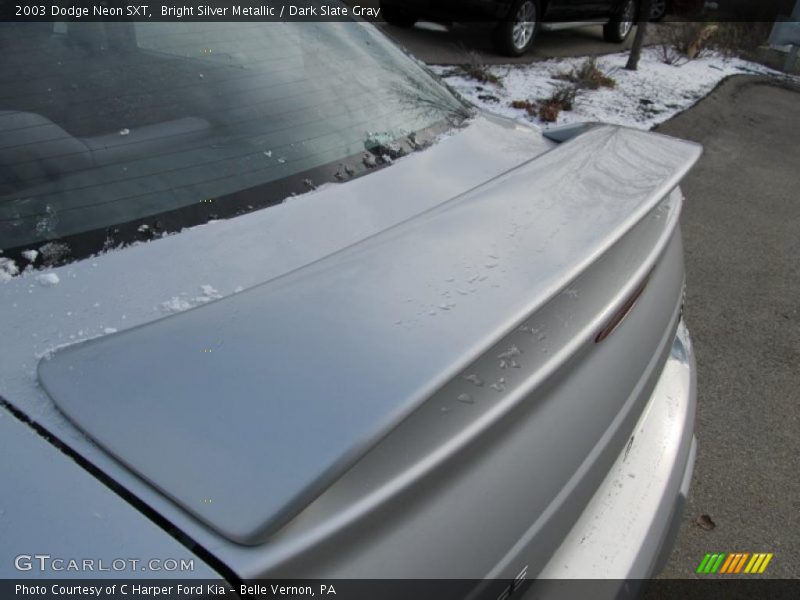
[542,122,599,143]
[39,125,702,545]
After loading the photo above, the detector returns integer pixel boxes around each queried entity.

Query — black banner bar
[1,1,798,23]
[3,579,800,600]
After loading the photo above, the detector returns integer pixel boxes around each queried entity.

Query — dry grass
[655,21,770,65]
[511,82,580,123]
[538,84,579,122]
[510,99,536,114]
[554,58,616,89]
[458,51,504,86]
[656,22,721,65]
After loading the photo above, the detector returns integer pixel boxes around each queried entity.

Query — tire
[649,0,668,21]
[493,0,541,57]
[380,2,418,28]
[603,0,636,43]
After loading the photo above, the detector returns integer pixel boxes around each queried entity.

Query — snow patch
[159,284,223,313]
[36,341,79,361]
[194,284,222,303]
[0,258,19,282]
[160,296,192,313]
[433,48,794,131]
[35,272,60,287]
[33,323,123,362]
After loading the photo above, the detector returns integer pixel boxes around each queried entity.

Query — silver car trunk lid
[37,124,701,545]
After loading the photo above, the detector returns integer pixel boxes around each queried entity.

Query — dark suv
[380,0,638,56]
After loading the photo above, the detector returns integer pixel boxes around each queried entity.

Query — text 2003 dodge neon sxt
[0,7,698,597]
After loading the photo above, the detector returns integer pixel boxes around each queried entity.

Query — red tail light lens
[595,276,650,343]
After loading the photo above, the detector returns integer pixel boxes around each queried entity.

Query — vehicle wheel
[380,2,418,28]
[649,0,668,21]
[493,0,541,57]
[603,0,636,43]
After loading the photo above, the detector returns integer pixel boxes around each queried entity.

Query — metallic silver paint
[39,125,700,547]
[537,318,697,580]
[0,114,552,574]
[0,114,701,582]
[266,222,688,580]
[0,406,220,579]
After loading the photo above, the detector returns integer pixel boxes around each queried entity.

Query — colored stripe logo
[696,552,773,574]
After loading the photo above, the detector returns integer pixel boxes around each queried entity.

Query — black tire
[493,0,541,57]
[603,0,636,43]
[380,2,418,28]
[649,0,669,21]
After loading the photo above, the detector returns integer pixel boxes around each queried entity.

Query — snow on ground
[432,47,792,130]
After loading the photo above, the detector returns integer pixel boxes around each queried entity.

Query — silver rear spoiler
[542,122,599,143]
[39,125,702,545]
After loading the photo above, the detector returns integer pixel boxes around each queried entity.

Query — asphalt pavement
[655,76,800,578]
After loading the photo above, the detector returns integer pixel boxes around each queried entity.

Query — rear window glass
[0,20,467,266]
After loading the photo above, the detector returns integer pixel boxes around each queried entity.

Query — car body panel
[236,219,689,581]
[0,109,700,583]
[0,405,220,579]
[537,320,697,581]
[0,114,553,567]
[38,125,699,547]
